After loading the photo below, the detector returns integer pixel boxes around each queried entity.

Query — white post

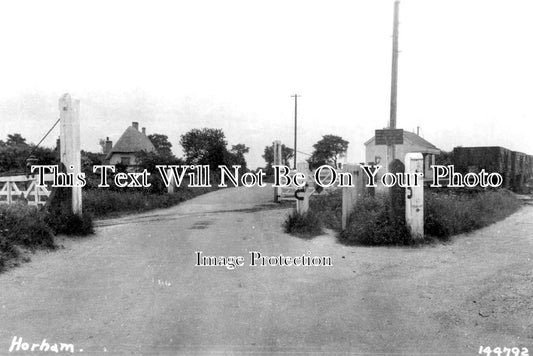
[273,140,282,202]
[341,164,364,230]
[167,168,176,194]
[7,182,12,204]
[295,161,311,214]
[405,153,424,239]
[59,93,82,215]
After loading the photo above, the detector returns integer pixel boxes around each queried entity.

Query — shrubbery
[298,188,521,246]
[0,236,19,271]
[0,205,55,271]
[309,190,342,230]
[0,205,55,249]
[83,186,214,218]
[424,189,521,238]
[0,200,96,271]
[283,210,323,237]
[340,194,412,245]
[46,211,94,236]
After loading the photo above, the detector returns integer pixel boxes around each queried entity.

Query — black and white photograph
[0,0,532,355]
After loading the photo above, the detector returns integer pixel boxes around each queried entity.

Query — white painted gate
[0,174,54,207]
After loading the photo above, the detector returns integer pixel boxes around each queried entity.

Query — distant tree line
[261,134,350,173]
[0,127,250,185]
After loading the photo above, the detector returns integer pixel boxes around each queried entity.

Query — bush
[0,201,97,271]
[336,188,521,245]
[46,211,94,236]
[283,210,323,237]
[425,189,521,238]
[309,190,342,230]
[0,204,55,271]
[340,194,412,246]
[0,235,19,271]
[83,186,214,218]
[0,204,55,249]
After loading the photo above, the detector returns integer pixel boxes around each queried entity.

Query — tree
[308,135,349,169]
[180,128,248,172]
[226,144,250,170]
[262,144,294,174]
[180,128,226,168]
[134,150,183,193]
[0,134,56,173]
[148,133,174,158]
[6,133,27,147]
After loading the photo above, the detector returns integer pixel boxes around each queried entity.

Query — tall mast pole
[388,0,400,163]
[291,94,300,169]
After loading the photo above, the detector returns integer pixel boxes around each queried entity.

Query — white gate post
[295,161,311,214]
[341,164,364,230]
[405,153,424,239]
[167,168,175,194]
[59,93,82,215]
[273,140,282,202]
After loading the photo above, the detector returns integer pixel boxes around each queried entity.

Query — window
[121,157,131,165]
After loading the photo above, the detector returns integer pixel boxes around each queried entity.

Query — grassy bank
[83,186,215,218]
[0,205,55,271]
[284,188,522,246]
[424,189,522,238]
[1,184,216,271]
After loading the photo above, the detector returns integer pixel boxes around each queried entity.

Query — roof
[106,126,156,159]
[364,130,439,152]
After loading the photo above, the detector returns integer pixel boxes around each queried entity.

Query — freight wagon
[451,146,533,192]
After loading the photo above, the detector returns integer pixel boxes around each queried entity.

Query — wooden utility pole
[291,94,300,169]
[59,93,82,215]
[388,0,401,165]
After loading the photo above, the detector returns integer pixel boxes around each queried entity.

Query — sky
[1,0,532,169]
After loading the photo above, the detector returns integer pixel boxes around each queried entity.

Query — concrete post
[59,93,82,215]
[273,140,282,202]
[405,153,424,239]
[341,164,364,230]
[295,161,311,214]
[167,168,175,194]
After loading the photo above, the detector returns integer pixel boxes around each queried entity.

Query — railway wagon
[452,146,533,192]
[452,146,512,189]
[510,151,532,192]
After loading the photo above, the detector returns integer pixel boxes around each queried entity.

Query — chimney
[132,122,139,131]
[105,137,113,154]
[142,127,146,135]
[417,126,420,136]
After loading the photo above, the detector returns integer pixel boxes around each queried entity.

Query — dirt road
[1,186,532,355]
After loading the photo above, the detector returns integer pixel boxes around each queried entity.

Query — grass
[0,204,55,271]
[340,194,413,246]
[0,182,216,271]
[282,210,323,237]
[83,186,215,218]
[289,188,522,246]
[424,189,521,238]
[309,190,342,230]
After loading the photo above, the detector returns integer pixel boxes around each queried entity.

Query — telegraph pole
[291,94,300,169]
[388,0,401,164]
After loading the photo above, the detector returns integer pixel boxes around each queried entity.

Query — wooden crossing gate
[277,165,338,201]
[0,174,54,207]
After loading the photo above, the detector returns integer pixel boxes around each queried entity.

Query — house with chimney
[104,122,157,166]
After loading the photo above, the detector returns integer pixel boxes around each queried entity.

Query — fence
[0,174,54,207]
[277,165,338,202]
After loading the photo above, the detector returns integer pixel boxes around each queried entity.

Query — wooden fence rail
[0,174,54,207]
